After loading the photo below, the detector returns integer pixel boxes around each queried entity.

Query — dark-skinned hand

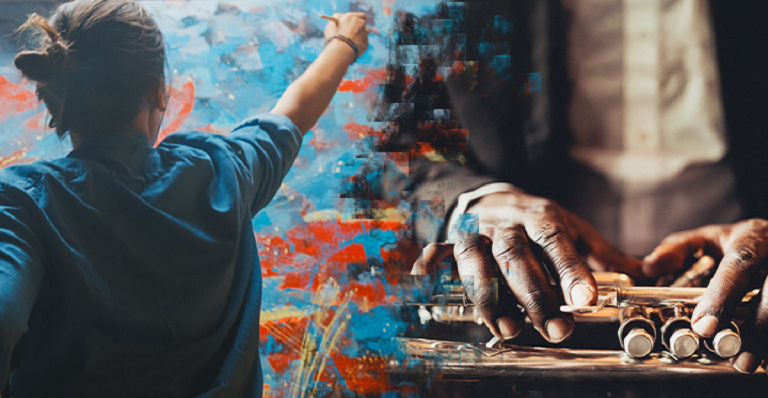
[411,189,642,343]
[643,218,768,374]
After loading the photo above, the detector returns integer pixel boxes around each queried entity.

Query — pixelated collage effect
[0,1,527,396]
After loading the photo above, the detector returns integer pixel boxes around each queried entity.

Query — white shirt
[449,0,742,256]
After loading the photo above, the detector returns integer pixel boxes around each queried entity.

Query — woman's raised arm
[271,12,369,135]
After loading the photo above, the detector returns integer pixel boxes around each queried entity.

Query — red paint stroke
[260,316,308,374]
[382,0,396,16]
[336,68,390,95]
[259,220,408,307]
[0,76,38,118]
[155,80,195,145]
[380,238,423,284]
[364,68,387,83]
[337,77,375,94]
[327,243,366,263]
[266,352,295,374]
[302,220,406,245]
[344,281,386,310]
[330,353,388,394]
[281,271,313,290]
[262,385,277,398]
[342,122,379,141]
[317,308,337,328]
[308,132,338,151]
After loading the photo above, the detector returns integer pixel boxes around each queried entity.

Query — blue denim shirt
[0,113,301,397]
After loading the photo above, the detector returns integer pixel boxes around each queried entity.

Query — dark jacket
[393,0,768,243]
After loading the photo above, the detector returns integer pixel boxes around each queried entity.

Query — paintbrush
[321,15,380,35]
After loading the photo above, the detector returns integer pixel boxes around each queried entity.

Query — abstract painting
[0,0,517,396]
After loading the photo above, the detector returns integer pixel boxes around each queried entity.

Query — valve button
[624,328,654,358]
[670,329,698,358]
[713,329,741,358]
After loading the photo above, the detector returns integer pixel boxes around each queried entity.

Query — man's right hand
[411,189,642,343]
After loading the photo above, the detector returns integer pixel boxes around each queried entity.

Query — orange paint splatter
[260,316,308,375]
[343,281,386,310]
[337,77,375,94]
[0,149,37,169]
[259,220,408,307]
[0,76,38,117]
[308,133,339,151]
[364,68,387,82]
[382,0,396,16]
[330,353,388,394]
[281,271,313,290]
[155,80,195,145]
[328,243,367,263]
[341,122,378,141]
[266,352,295,374]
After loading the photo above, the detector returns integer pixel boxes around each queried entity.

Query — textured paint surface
[0,0,523,395]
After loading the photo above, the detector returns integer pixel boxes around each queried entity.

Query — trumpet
[391,257,766,380]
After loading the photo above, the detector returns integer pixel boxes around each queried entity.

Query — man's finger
[642,226,721,278]
[491,226,574,343]
[455,235,525,341]
[523,207,597,308]
[732,279,768,374]
[411,242,453,275]
[691,224,768,338]
[569,215,643,278]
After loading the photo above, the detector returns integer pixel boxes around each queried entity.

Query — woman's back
[1,0,369,395]
[1,116,301,396]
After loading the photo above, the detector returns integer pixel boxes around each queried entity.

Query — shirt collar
[68,130,153,177]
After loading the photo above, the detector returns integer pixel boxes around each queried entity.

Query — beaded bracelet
[326,34,359,62]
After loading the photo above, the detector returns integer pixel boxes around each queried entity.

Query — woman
[0,0,368,396]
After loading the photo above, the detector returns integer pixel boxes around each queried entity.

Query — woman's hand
[324,12,369,59]
[271,12,370,134]
[644,219,768,373]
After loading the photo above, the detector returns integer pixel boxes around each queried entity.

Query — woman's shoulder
[0,157,82,192]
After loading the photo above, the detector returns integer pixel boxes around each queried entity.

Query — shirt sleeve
[226,113,302,214]
[0,188,45,391]
[445,182,517,243]
[163,113,303,216]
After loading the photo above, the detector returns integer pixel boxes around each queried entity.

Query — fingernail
[570,284,594,307]
[693,315,719,337]
[545,317,572,343]
[733,352,758,374]
[496,316,520,340]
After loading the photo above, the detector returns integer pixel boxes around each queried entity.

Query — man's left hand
[644,218,768,373]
